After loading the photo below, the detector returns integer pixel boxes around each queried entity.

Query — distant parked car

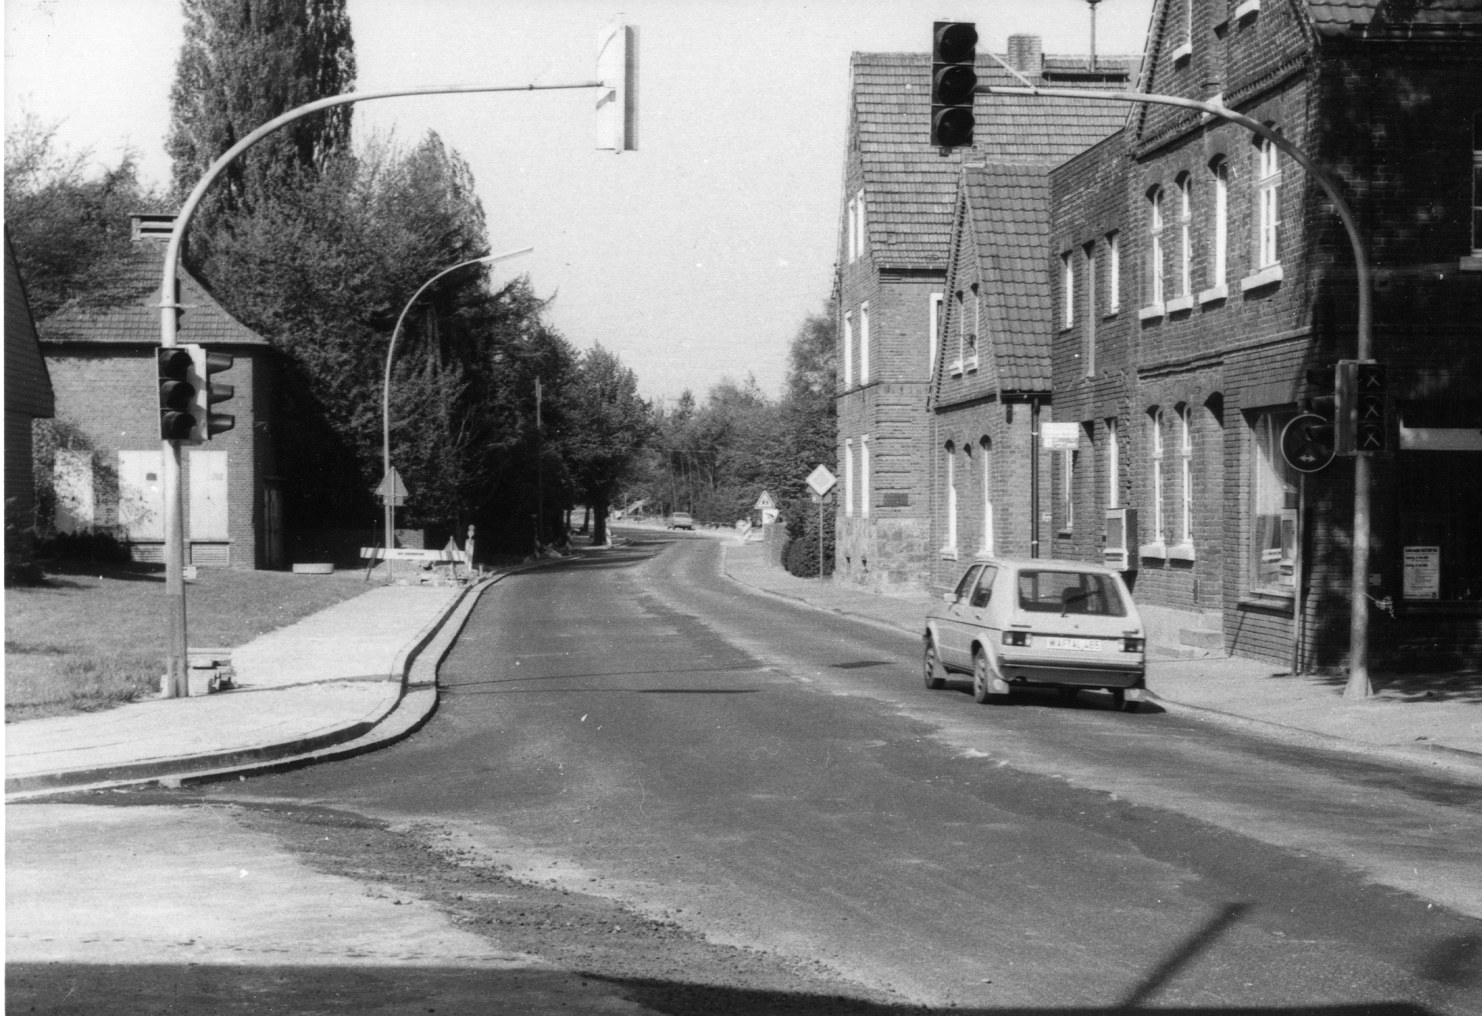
[667,512,695,530]
[923,557,1146,710]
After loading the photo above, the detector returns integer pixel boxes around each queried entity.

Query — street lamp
[379,247,533,576]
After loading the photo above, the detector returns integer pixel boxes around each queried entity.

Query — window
[1250,409,1299,595]
[842,311,853,388]
[844,438,855,517]
[1204,159,1229,301]
[860,302,871,384]
[951,292,965,375]
[1084,242,1097,375]
[1060,448,1077,534]
[846,197,857,263]
[118,450,166,541]
[1255,136,1281,269]
[1107,231,1121,313]
[1150,409,1166,546]
[188,449,230,541]
[1176,405,1193,548]
[952,563,982,602]
[855,188,867,260]
[968,285,980,371]
[943,444,959,555]
[1017,570,1127,616]
[1062,252,1075,329]
[1106,417,1120,509]
[1176,174,1193,300]
[1148,188,1166,308]
[929,292,944,377]
[978,437,994,556]
[860,434,871,518]
[969,565,998,608]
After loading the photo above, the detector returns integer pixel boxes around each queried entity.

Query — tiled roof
[850,51,1135,269]
[39,240,269,348]
[964,163,1053,392]
[1306,0,1482,35]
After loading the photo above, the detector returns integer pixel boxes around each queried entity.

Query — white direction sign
[806,464,837,497]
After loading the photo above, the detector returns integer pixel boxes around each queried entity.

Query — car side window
[970,566,997,608]
[953,565,983,602]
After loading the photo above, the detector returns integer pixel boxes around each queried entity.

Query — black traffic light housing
[190,346,236,440]
[157,347,196,441]
[1352,360,1388,452]
[931,21,978,149]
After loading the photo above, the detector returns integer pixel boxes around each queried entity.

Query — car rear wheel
[1108,688,1138,712]
[923,641,946,690]
[972,650,1005,704]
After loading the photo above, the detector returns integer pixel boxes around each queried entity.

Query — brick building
[835,39,1134,593]
[38,214,285,569]
[1043,0,1482,668]
[5,228,56,563]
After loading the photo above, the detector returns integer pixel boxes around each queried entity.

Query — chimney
[131,213,177,243]
[1007,35,1043,78]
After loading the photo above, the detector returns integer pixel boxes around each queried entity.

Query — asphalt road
[186,530,1482,1014]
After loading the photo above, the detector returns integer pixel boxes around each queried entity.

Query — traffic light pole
[978,80,1375,697]
[157,79,606,694]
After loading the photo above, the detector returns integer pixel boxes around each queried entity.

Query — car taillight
[1003,631,1030,647]
[1123,637,1145,653]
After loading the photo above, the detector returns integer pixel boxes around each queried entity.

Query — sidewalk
[4,576,490,800]
[720,537,1482,780]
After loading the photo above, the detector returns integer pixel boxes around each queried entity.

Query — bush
[37,530,134,565]
[782,495,835,578]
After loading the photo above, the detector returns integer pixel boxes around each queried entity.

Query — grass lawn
[5,562,375,722]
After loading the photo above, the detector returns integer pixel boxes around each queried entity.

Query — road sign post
[806,465,838,582]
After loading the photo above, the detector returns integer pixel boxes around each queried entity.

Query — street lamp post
[156,79,604,695]
[379,247,533,578]
[978,77,1375,697]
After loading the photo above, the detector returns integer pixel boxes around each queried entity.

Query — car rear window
[1016,570,1126,616]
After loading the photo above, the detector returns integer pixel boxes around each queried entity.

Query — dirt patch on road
[233,799,912,1014]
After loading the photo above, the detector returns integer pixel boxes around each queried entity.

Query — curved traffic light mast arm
[977,81,1375,698]
[154,80,597,696]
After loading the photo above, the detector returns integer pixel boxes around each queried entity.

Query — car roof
[969,556,1120,576]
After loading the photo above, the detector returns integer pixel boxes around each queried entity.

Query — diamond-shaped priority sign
[806,464,837,497]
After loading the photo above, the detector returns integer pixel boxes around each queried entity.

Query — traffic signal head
[190,346,236,440]
[932,21,978,149]
[1352,361,1388,452]
[157,347,196,441]
[1302,361,1356,457]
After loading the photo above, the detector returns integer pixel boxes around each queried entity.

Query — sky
[5,0,1155,403]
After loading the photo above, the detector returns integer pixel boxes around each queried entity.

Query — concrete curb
[4,575,501,801]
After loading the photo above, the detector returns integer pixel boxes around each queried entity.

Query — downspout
[1030,397,1041,559]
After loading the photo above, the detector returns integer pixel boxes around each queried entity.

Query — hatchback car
[923,558,1146,710]
[667,512,695,530]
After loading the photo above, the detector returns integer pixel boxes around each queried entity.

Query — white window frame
[188,448,230,541]
[1060,448,1076,534]
[1084,242,1097,375]
[1106,417,1120,509]
[929,292,944,377]
[1250,409,1299,596]
[1176,174,1193,300]
[1203,159,1230,302]
[860,434,871,518]
[942,445,959,556]
[968,284,980,371]
[843,438,855,517]
[1141,409,1168,559]
[1147,188,1166,310]
[1176,405,1194,554]
[1062,252,1074,329]
[1107,231,1121,313]
[859,301,870,384]
[846,197,857,264]
[855,188,867,261]
[842,311,854,389]
[1256,136,1281,269]
[950,292,965,376]
[977,438,994,557]
[118,450,166,542]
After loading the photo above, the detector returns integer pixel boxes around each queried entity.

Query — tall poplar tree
[165,0,355,218]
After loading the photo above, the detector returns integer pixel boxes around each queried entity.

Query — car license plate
[1045,637,1106,652]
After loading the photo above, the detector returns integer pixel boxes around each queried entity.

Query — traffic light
[157,347,196,441]
[1352,360,1388,453]
[189,345,236,440]
[1302,362,1356,457]
[931,21,978,149]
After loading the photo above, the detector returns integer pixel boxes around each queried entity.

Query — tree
[566,346,654,546]
[4,114,166,318]
[166,0,355,239]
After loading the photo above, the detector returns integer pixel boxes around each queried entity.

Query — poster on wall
[1403,546,1441,600]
